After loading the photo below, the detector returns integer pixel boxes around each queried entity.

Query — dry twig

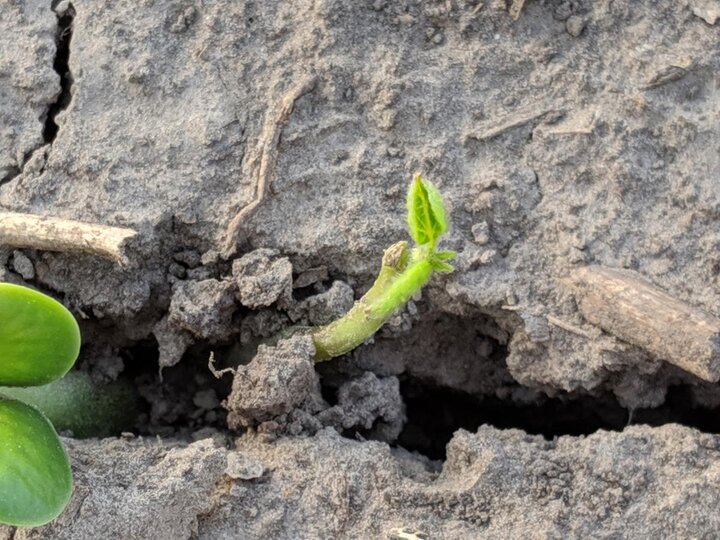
[509,0,526,20]
[568,265,720,382]
[546,314,596,340]
[466,105,560,141]
[0,211,137,266]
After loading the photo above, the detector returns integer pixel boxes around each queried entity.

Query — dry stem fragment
[642,63,691,90]
[466,106,560,141]
[546,315,597,340]
[509,0,526,20]
[222,74,317,258]
[568,265,720,382]
[0,212,137,266]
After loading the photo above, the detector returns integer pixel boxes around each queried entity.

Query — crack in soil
[43,3,75,144]
[398,377,720,460]
[0,3,75,188]
[111,325,720,463]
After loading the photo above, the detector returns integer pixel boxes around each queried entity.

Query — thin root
[208,352,235,379]
[222,74,317,258]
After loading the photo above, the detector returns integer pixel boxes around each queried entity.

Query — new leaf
[406,175,448,247]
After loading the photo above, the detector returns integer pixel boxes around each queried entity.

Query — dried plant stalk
[0,212,137,266]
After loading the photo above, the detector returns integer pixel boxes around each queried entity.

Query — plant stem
[312,241,410,361]
[369,259,433,320]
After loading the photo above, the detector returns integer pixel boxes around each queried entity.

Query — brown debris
[0,211,137,265]
[568,265,720,382]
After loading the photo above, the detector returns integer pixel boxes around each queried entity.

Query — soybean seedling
[312,175,455,360]
[0,283,80,527]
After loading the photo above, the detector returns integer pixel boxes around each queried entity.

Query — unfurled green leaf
[435,250,457,261]
[0,398,72,526]
[429,258,455,273]
[0,283,80,387]
[406,175,449,246]
[422,178,448,236]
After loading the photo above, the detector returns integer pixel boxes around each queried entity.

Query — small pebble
[54,0,71,14]
[293,266,329,289]
[568,247,587,264]
[565,15,585,37]
[12,250,34,280]
[168,262,187,279]
[193,389,220,411]
[479,249,496,265]
[200,249,220,266]
[471,221,490,245]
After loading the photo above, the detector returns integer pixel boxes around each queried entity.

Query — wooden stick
[0,212,137,266]
[222,75,317,258]
[568,265,720,382]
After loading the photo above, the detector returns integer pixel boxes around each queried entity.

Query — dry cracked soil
[2,0,720,538]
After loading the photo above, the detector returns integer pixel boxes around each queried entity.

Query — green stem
[312,241,409,361]
[309,175,455,361]
[369,259,433,320]
[311,242,436,361]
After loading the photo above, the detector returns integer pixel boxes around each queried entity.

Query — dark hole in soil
[43,4,75,143]
[121,339,233,437]
[398,378,720,460]
[119,337,161,378]
[107,311,720,455]
[319,376,340,406]
[290,271,337,302]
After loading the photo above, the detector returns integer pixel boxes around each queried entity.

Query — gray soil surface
[2,0,720,538]
[7,425,720,539]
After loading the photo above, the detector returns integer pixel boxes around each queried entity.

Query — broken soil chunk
[168,278,237,341]
[232,249,293,309]
[225,335,318,429]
